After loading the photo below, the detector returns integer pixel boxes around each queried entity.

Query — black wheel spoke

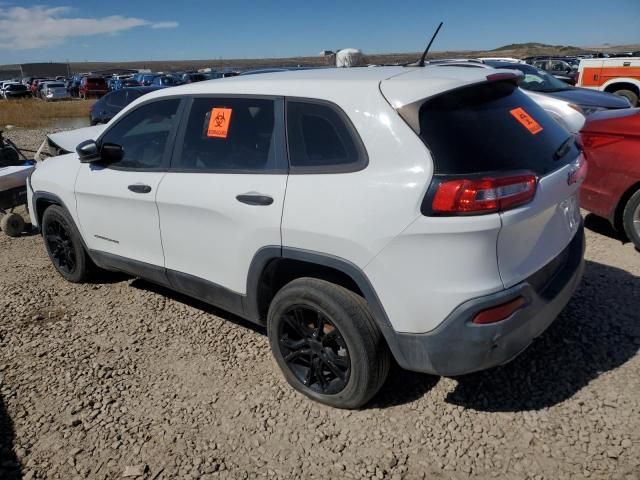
[278,305,351,395]
[280,336,306,350]
[314,311,324,337]
[283,348,311,362]
[322,357,347,381]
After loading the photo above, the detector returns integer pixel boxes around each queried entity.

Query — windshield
[513,67,571,92]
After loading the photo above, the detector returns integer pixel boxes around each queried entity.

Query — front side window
[99,99,180,169]
[286,100,366,173]
[176,97,281,172]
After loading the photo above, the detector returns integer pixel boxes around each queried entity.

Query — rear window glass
[7,85,26,91]
[417,81,579,176]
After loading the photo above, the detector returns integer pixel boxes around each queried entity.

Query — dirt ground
[0,130,639,480]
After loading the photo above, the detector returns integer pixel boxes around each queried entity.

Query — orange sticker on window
[207,108,232,138]
[510,107,543,135]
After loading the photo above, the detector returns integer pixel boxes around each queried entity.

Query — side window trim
[95,96,187,172]
[168,94,288,174]
[284,97,369,175]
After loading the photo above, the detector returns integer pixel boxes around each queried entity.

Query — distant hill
[2,43,638,74]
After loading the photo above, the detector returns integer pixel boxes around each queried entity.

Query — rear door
[156,95,287,298]
[412,79,583,287]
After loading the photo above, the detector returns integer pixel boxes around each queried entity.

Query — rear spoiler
[396,72,523,134]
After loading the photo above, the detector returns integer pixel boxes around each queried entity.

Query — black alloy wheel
[278,305,351,395]
[44,218,77,275]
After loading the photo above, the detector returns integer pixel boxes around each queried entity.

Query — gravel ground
[1,129,639,480]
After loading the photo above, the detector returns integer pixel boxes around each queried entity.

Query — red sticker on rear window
[510,107,543,135]
[207,108,232,138]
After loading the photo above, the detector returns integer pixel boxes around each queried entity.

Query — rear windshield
[7,84,26,91]
[416,81,579,176]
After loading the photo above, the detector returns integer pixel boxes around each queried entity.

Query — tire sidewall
[623,191,640,249]
[267,281,377,408]
[614,89,639,107]
[41,206,88,282]
[1,213,24,237]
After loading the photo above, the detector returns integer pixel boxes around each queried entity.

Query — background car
[151,75,183,87]
[89,86,160,125]
[139,74,160,86]
[484,61,631,115]
[529,58,578,85]
[79,76,108,99]
[112,78,141,90]
[39,81,70,101]
[579,108,640,249]
[181,72,208,83]
[1,83,30,99]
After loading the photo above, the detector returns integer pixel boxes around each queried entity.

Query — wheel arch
[603,79,640,96]
[245,247,407,365]
[33,191,65,227]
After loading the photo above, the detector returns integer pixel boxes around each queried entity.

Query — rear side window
[176,97,283,173]
[286,100,367,173]
[416,81,579,176]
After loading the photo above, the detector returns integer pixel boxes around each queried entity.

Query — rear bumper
[390,224,585,376]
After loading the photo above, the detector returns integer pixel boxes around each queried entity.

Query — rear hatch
[383,69,583,288]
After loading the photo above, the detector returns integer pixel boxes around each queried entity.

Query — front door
[75,98,183,269]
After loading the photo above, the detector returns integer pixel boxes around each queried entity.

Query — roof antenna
[412,22,444,67]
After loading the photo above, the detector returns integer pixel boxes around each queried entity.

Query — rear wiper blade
[554,135,575,160]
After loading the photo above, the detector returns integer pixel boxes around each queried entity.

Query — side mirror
[77,139,101,163]
[101,142,124,163]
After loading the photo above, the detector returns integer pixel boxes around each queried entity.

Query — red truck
[79,77,108,99]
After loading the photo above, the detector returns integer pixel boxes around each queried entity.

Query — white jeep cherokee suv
[27,67,586,408]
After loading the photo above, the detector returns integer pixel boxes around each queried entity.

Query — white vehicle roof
[125,65,493,112]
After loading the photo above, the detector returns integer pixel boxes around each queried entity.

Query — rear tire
[267,278,390,409]
[622,190,640,250]
[1,213,24,237]
[613,89,639,107]
[41,205,92,282]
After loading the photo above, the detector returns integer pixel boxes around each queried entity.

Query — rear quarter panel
[281,87,432,269]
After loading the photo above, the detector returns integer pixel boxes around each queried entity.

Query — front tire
[267,278,390,409]
[622,190,640,250]
[41,205,92,282]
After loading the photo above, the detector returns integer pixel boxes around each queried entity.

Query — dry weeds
[0,98,94,128]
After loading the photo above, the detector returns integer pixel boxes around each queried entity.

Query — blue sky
[0,0,638,64]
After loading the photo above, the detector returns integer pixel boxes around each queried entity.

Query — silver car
[40,82,70,101]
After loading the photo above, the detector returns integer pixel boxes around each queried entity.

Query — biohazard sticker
[207,108,232,138]
[509,107,543,135]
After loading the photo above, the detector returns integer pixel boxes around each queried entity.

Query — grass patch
[0,98,95,128]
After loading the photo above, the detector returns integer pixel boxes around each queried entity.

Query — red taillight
[581,133,625,150]
[473,297,526,325]
[432,174,537,214]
